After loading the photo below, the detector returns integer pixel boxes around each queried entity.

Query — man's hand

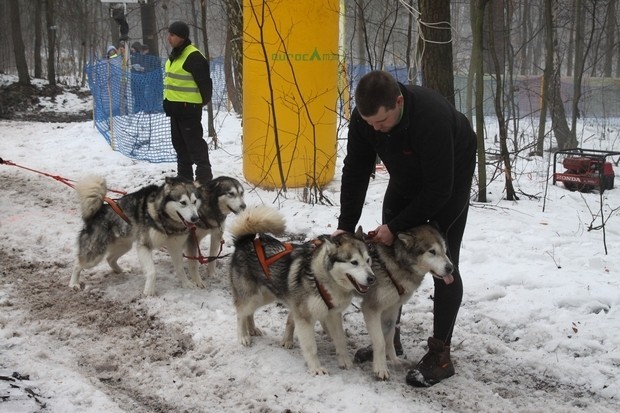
[331,229,348,237]
[369,224,394,246]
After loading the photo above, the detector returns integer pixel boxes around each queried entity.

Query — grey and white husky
[69,175,201,296]
[228,205,376,375]
[185,176,246,287]
[361,225,454,380]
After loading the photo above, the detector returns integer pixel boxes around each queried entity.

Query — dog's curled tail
[75,175,107,221]
[228,205,286,239]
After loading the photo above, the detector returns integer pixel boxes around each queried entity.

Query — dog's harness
[253,238,294,278]
[253,237,335,310]
[366,231,405,296]
[104,197,131,224]
[183,226,228,264]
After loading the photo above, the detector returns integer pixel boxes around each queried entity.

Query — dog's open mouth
[431,271,454,285]
[347,274,370,294]
[177,212,197,230]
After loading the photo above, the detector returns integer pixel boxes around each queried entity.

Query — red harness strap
[314,279,335,310]
[253,237,294,278]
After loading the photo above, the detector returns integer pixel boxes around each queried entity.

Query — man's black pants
[170,115,212,182]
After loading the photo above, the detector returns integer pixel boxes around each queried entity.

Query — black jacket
[163,39,213,117]
[338,83,477,233]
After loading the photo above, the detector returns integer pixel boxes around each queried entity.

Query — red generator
[553,148,620,193]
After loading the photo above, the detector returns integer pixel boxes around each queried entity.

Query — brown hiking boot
[406,337,455,387]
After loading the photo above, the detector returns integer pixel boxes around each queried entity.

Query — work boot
[405,337,454,387]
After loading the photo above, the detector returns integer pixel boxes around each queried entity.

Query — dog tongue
[443,274,454,285]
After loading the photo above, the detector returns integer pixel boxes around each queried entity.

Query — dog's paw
[180,278,199,289]
[142,286,156,297]
[192,277,207,289]
[68,282,84,291]
[249,326,263,337]
[280,339,294,349]
[238,335,252,347]
[309,367,329,376]
[338,355,353,370]
[374,368,390,381]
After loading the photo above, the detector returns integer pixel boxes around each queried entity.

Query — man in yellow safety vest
[163,21,213,183]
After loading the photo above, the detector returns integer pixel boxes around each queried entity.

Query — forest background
[1,0,620,202]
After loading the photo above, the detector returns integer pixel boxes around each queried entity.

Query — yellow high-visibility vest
[164,44,203,104]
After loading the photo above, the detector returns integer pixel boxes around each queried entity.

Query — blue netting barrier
[87,55,228,163]
[86,53,176,162]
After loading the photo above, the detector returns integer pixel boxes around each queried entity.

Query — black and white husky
[228,205,376,375]
[69,176,201,296]
[361,225,454,380]
[185,176,246,287]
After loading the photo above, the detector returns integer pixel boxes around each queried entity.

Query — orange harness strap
[103,196,131,224]
[253,237,335,309]
[253,238,294,279]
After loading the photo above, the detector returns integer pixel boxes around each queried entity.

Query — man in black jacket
[333,70,477,387]
[163,21,213,183]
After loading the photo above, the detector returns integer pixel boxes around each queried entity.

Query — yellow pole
[242,0,340,189]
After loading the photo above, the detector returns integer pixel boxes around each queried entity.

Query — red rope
[183,227,229,264]
[1,158,126,195]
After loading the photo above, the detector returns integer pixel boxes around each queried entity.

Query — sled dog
[361,225,454,380]
[69,176,201,296]
[228,205,376,375]
[185,176,246,286]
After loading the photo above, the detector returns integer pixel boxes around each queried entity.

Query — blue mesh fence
[88,58,620,164]
[86,55,227,163]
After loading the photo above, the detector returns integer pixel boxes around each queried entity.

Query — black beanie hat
[168,21,189,40]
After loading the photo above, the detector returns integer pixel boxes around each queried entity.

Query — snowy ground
[1,90,619,412]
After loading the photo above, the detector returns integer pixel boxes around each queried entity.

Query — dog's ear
[396,232,415,248]
[354,226,365,240]
[321,235,337,254]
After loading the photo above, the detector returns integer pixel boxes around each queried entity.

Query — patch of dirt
[0,249,194,412]
[0,82,92,122]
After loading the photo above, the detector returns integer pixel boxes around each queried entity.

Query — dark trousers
[383,183,470,346]
[170,115,212,182]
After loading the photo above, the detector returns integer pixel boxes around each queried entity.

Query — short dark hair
[354,71,401,117]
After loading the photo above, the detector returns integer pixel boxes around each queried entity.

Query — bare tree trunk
[417,0,455,104]
[605,0,617,77]
[34,0,43,79]
[488,2,517,201]
[518,0,529,76]
[355,1,368,68]
[570,0,584,135]
[405,0,414,84]
[200,0,216,142]
[224,0,242,115]
[9,0,30,86]
[471,0,488,203]
[566,7,574,77]
[45,0,57,86]
[140,0,159,58]
[547,0,575,150]
[536,0,553,156]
